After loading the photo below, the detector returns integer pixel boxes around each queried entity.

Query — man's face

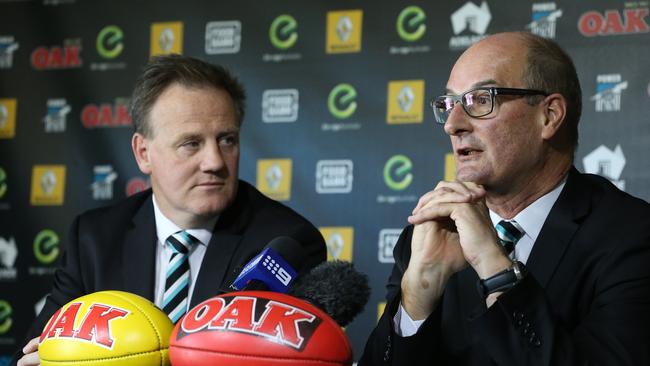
[443,35,546,192]
[132,83,240,227]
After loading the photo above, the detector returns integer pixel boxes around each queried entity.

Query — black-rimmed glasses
[430,87,549,124]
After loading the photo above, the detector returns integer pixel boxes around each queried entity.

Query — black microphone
[230,236,306,292]
[288,260,370,327]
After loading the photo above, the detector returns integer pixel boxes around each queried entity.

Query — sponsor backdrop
[0,0,649,362]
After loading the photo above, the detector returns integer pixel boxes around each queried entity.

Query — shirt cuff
[393,302,425,337]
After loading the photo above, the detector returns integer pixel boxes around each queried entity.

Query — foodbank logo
[33,229,60,265]
[384,155,413,191]
[270,15,298,50]
[328,84,357,119]
[0,300,11,335]
[397,6,426,42]
[96,25,124,59]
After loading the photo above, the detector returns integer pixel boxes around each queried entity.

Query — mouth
[456,147,483,158]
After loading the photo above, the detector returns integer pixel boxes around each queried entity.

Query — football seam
[107,291,166,366]
[170,344,348,365]
[40,349,165,363]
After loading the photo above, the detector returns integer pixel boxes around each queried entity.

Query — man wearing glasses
[361,32,650,365]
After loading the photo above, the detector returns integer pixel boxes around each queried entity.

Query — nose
[200,141,225,173]
[443,102,473,137]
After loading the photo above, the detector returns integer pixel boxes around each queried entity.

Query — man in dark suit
[15,55,326,365]
[360,31,650,365]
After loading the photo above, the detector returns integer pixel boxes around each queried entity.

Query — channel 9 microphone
[230,236,305,292]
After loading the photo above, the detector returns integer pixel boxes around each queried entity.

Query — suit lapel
[122,195,157,300]
[526,167,591,288]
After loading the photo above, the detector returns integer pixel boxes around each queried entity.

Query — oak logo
[81,99,132,128]
[179,295,319,350]
[40,302,129,349]
[31,39,82,70]
[578,7,649,36]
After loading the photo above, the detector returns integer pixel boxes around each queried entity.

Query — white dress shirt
[395,180,567,336]
[152,195,218,309]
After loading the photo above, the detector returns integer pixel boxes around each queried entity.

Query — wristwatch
[477,261,527,298]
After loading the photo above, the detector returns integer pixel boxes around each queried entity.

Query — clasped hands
[401,181,512,320]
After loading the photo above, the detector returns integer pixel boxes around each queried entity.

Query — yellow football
[39,291,173,366]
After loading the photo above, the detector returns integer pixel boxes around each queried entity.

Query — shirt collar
[489,179,566,243]
[152,194,217,248]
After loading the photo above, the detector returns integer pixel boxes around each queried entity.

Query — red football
[169,291,352,366]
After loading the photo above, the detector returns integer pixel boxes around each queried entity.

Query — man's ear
[132,133,152,174]
[540,93,567,140]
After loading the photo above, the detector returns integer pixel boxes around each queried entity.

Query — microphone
[289,260,370,327]
[230,236,305,293]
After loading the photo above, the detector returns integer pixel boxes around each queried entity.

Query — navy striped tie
[163,230,198,323]
[495,220,525,255]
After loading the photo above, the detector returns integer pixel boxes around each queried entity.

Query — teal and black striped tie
[163,230,198,323]
[495,220,525,255]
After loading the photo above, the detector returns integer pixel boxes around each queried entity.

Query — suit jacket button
[533,339,541,347]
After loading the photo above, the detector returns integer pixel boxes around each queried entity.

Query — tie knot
[166,230,199,255]
[495,220,525,254]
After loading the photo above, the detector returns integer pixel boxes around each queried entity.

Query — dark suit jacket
[15,180,326,356]
[360,168,650,365]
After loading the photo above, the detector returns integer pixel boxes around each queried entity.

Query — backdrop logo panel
[445,153,457,181]
[326,10,363,54]
[383,155,413,191]
[583,144,626,190]
[96,25,123,59]
[270,15,298,50]
[397,6,426,42]
[150,21,183,56]
[0,237,18,281]
[205,20,241,55]
[377,228,402,263]
[256,159,292,201]
[527,2,562,38]
[126,176,150,197]
[43,98,70,133]
[315,159,353,194]
[449,1,492,50]
[262,89,299,123]
[386,80,425,124]
[328,83,357,119]
[81,99,132,128]
[0,35,19,69]
[0,99,17,139]
[578,6,649,36]
[30,39,82,70]
[0,167,6,200]
[319,227,354,261]
[30,165,66,206]
[30,230,59,277]
[0,301,12,336]
[592,74,627,112]
[33,230,60,265]
[377,302,386,322]
[390,6,430,55]
[91,165,118,200]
